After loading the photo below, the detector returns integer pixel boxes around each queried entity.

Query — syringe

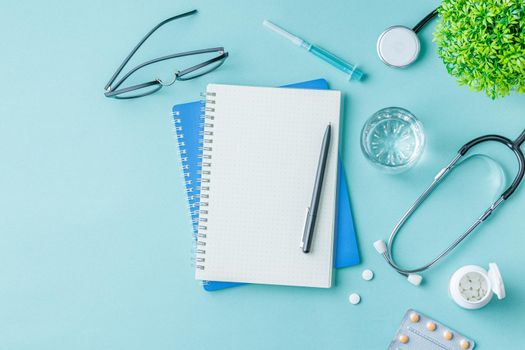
[263,20,365,82]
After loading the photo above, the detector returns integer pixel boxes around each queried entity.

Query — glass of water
[361,107,425,173]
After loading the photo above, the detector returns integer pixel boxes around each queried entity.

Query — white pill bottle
[449,263,506,309]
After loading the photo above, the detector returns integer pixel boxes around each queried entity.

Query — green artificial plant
[434,0,525,99]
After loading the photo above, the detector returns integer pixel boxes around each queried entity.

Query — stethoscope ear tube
[459,133,525,200]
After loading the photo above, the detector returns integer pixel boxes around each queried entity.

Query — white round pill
[362,269,374,281]
[349,293,361,305]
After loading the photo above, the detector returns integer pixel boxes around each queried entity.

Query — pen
[300,123,331,253]
[263,20,365,82]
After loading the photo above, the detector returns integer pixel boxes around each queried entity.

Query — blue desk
[1,1,524,349]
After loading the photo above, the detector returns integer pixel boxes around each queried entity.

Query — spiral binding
[173,108,201,237]
[194,91,217,271]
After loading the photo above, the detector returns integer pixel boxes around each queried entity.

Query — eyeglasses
[104,9,228,99]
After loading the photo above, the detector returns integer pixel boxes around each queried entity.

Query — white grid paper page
[195,84,341,288]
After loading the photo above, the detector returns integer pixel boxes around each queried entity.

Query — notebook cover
[196,84,340,287]
[173,79,359,291]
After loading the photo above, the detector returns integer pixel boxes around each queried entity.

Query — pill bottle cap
[488,263,506,300]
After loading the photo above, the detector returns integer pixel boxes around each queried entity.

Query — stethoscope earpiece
[377,26,420,68]
[374,240,423,286]
[407,274,423,286]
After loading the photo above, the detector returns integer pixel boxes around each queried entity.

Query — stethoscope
[377,7,439,68]
[374,129,525,285]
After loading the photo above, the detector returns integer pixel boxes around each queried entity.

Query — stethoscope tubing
[377,1,525,280]
[382,128,525,278]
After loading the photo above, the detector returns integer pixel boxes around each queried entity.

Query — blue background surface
[1,0,524,349]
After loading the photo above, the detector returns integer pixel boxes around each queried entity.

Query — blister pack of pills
[388,309,475,350]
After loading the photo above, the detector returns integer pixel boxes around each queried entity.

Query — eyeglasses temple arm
[104,9,198,91]
[109,48,224,92]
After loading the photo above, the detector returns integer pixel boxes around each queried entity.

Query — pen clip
[300,207,310,248]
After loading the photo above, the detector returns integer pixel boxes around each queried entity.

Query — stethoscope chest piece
[449,263,505,309]
[377,26,420,68]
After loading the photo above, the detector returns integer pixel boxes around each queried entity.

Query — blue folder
[173,79,360,291]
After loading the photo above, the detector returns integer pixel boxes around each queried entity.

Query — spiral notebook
[173,79,360,291]
[193,83,341,288]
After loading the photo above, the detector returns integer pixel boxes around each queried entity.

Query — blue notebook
[173,79,359,291]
